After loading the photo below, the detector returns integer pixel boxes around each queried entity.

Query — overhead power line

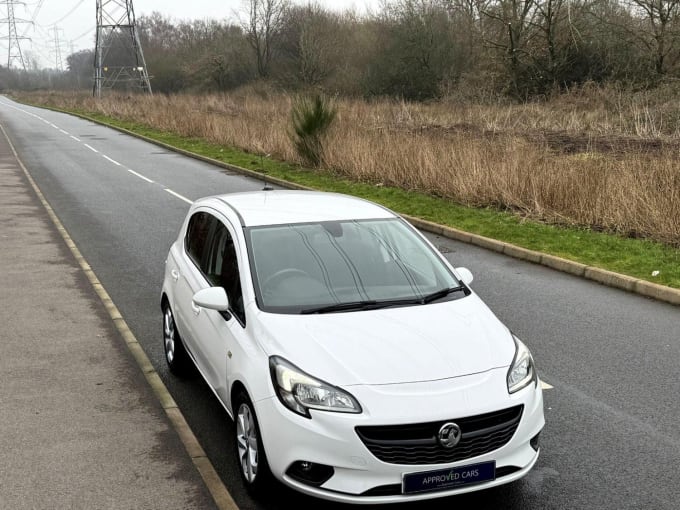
[21,0,44,37]
[26,0,44,22]
[45,0,85,26]
[71,25,94,43]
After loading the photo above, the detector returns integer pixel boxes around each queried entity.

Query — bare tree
[482,0,539,94]
[278,4,343,86]
[533,0,566,81]
[243,0,289,78]
[297,6,340,86]
[444,0,492,65]
[626,0,680,75]
[370,0,456,99]
[585,0,680,77]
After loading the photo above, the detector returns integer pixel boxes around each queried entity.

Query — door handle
[171,269,180,282]
[191,301,201,316]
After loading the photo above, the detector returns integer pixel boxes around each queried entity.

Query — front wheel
[234,390,273,496]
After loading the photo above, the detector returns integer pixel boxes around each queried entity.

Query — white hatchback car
[161,190,544,503]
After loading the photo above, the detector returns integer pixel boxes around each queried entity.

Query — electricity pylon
[0,0,31,70]
[49,26,64,71]
[93,0,152,97]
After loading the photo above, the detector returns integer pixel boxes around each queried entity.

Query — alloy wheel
[236,403,259,483]
[163,307,175,364]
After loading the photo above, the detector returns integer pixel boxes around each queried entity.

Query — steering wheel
[261,268,310,289]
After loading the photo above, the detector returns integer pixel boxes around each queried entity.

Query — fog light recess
[286,461,334,486]
[530,432,541,451]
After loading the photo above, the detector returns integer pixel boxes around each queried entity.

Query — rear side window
[185,212,215,267]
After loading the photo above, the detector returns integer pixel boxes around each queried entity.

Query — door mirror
[455,267,474,286]
[193,287,230,312]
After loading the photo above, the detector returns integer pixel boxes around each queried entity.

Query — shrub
[290,93,336,167]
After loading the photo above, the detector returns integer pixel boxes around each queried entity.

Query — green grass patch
[33,105,680,289]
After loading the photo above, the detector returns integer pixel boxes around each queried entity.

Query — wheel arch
[230,380,249,414]
[160,292,170,311]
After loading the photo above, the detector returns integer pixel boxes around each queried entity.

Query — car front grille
[355,405,523,465]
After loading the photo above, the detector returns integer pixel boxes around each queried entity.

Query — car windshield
[247,218,464,314]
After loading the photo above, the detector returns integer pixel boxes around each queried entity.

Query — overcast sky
[10,0,378,70]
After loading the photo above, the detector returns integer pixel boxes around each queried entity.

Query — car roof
[201,190,397,227]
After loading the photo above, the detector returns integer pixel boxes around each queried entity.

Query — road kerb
[124,340,157,375]
[584,267,639,292]
[540,254,587,276]
[145,372,179,410]
[165,407,208,459]
[504,244,542,264]
[0,123,239,510]
[404,215,472,243]
[635,280,680,306]
[194,457,240,510]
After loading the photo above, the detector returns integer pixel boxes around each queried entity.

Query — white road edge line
[59,129,69,135]
[84,144,99,153]
[128,169,154,183]
[165,189,193,205]
[102,155,122,166]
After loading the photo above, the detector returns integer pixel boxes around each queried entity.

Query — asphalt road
[2,96,679,510]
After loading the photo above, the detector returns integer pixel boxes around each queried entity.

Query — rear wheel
[234,390,273,496]
[162,303,190,376]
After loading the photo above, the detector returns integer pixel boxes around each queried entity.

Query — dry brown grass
[19,86,680,245]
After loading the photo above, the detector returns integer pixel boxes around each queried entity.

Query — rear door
[172,211,216,361]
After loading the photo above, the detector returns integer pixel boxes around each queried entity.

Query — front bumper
[255,368,545,504]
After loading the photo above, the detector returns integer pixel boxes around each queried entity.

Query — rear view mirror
[455,267,474,286]
[193,287,230,312]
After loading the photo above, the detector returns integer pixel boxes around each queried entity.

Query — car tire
[162,303,190,376]
[234,389,273,496]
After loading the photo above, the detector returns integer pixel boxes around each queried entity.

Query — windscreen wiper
[300,300,379,314]
[300,287,467,314]
[419,286,467,304]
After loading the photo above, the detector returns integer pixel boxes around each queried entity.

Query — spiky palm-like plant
[290,94,336,167]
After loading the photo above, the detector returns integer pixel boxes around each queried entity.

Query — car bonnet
[251,293,516,387]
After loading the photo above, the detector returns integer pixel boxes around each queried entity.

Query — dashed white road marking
[165,189,193,205]
[127,169,154,183]
[0,99,195,209]
[541,381,554,390]
[102,155,121,166]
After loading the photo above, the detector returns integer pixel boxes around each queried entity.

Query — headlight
[507,334,537,394]
[269,356,362,418]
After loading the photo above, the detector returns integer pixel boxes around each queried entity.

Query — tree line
[3,0,680,99]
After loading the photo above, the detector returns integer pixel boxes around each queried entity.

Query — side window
[204,222,246,325]
[185,212,214,268]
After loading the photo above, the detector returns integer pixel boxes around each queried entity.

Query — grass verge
[37,107,680,290]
